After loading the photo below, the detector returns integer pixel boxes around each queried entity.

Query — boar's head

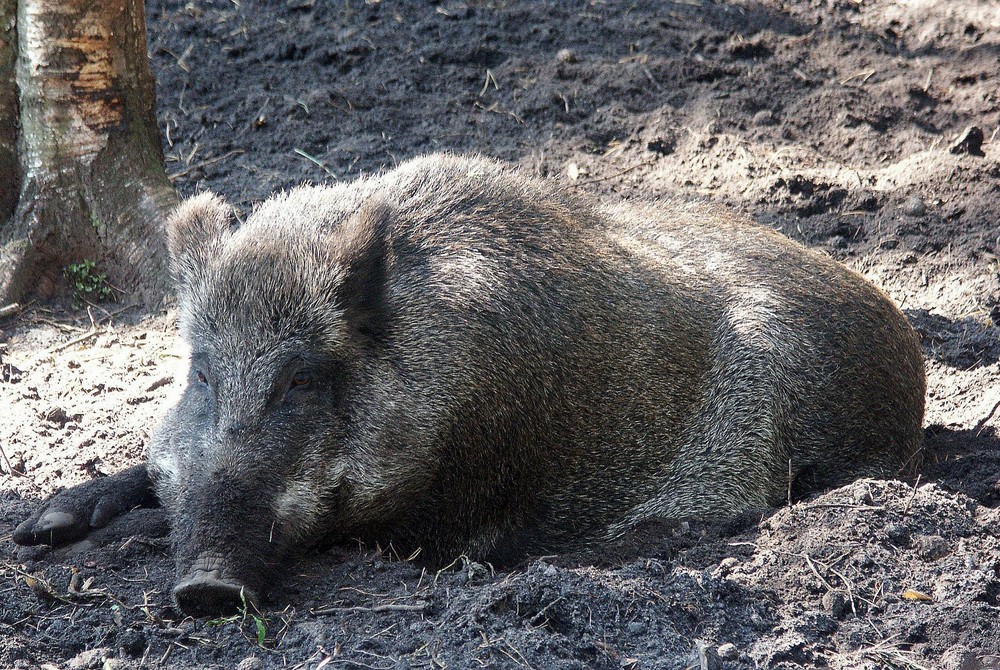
[151,191,395,616]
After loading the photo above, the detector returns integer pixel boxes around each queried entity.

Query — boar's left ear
[334,200,392,341]
[166,192,235,288]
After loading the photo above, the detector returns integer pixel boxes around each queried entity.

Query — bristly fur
[149,153,925,602]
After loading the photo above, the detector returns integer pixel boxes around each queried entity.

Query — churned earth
[2,0,1000,668]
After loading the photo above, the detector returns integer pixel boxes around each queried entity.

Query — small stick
[787,458,793,507]
[311,602,428,615]
[479,68,499,96]
[902,474,922,518]
[800,503,885,511]
[159,643,173,666]
[48,299,140,354]
[0,303,20,318]
[55,302,140,348]
[168,149,246,180]
[641,65,662,92]
[827,565,860,615]
[0,441,24,477]
[96,302,141,324]
[572,159,657,187]
[974,398,1000,437]
[51,328,99,353]
[793,68,812,82]
[802,553,835,592]
[175,43,193,72]
[839,69,875,85]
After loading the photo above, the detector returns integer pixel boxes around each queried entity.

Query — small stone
[753,110,777,126]
[435,3,470,19]
[902,194,926,217]
[567,162,587,181]
[885,522,911,546]
[557,48,579,63]
[913,534,949,561]
[828,235,848,249]
[713,556,739,577]
[949,125,985,156]
[68,648,110,670]
[822,590,848,618]
[43,406,79,426]
[464,559,490,582]
[647,137,676,156]
[236,657,264,670]
[717,643,738,661]
[117,629,147,658]
[696,641,722,670]
[626,621,647,635]
[941,645,977,670]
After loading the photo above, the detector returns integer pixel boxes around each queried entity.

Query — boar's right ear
[334,200,391,341]
[166,193,234,288]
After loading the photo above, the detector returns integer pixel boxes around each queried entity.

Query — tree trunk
[0,0,17,226]
[0,0,177,306]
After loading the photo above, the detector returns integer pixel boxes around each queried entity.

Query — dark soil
[3,1,1000,668]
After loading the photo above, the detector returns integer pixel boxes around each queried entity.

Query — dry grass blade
[168,149,246,180]
[851,638,932,670]
[570,159,657,187]
[0,440,24,476]
[311,601,429,615]
[293,148,338,180]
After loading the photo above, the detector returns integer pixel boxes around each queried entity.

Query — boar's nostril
[172,570,258,617]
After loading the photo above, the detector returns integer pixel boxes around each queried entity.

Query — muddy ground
[2,0,1000,668]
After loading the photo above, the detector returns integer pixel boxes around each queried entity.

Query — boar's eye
[289,370,312,390]
[196,370,209,385]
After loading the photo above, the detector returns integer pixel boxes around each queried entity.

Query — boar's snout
[173,551,260,617]
[169,468,285,617]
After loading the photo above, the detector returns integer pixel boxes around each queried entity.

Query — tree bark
[0,0,17,226]
[0,0,177,306]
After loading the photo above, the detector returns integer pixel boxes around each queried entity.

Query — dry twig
[168,149,246,180]
[571,159,658,187]
[311,601,428,616]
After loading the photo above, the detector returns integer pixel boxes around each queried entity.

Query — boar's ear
[334,200,391,341]
[165,192,235,288]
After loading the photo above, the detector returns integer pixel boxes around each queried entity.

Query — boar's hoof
[173,568,258,617]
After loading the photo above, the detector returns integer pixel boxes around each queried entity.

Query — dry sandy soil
[2,0,1000,668]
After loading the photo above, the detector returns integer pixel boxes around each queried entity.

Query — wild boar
[14,154,925,616]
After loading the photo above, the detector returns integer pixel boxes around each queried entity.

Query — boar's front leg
[13,464,158,547]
